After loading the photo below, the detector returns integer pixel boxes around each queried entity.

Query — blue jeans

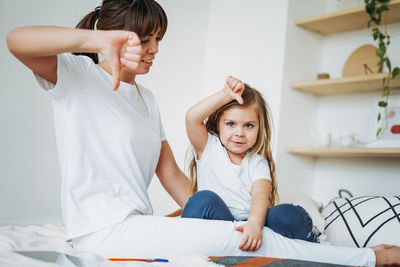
[182,190,318,243]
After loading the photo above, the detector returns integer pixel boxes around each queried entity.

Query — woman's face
[136,29,162,75]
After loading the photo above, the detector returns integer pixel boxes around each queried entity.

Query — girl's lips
[232,141,245,145]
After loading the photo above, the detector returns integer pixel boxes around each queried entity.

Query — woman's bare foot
[374,246,400,266]
[371,244,396,251]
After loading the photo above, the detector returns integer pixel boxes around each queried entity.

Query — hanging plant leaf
[383,86,389,97]
[392,67,399,78]
[378,101,388,107]
[386,58,392,71]
[376,127,382,137]
[376,13,382,24]
[377,112,381,121]
[376,48,384,57]
[377,57,385,66]
[376,5,389,14]
[365,1,375,14]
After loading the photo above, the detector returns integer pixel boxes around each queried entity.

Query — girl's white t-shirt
[35,53,166,239]
[196,134,271,221]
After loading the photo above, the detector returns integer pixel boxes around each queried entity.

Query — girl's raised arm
[185,76,244,158]
[7,26,141,90]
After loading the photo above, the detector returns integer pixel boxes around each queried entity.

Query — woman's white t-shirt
[35,53,166,239]
[196,133,271,221]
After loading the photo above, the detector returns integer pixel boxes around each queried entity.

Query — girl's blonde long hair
[186,84,278,206]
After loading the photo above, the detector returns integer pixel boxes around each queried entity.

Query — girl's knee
[269,204,311,225]
[191,190,218,200]
[188,190,221,205]
[267,204,317,242]
[182,190,224,218]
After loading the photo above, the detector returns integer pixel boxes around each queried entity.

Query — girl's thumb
[235,95,244,105]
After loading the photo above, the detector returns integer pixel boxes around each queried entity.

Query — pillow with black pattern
[321,195,400,247]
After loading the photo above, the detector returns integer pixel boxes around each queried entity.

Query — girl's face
[136,28,162,74]
[218,105,259,162]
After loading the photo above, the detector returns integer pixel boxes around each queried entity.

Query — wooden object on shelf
[290,73,400,95]
[317,73,330,79]
[286,147,400,159]
[342,44,382,77]
[295,0,400,35]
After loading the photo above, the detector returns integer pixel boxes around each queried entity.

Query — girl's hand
[98,30,142,90]
[223,75,244,104]
[235,222,263,251]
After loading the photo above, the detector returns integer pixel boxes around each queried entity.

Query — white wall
[200,0,289,138]
[276,0,325,196]
[0,0,289,224]
[0,0,101,225]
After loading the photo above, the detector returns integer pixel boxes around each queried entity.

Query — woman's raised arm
[7,26,142,90]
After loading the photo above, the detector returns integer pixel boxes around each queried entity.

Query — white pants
[72,215,376,267]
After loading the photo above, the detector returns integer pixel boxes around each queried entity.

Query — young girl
[182,76,318,251]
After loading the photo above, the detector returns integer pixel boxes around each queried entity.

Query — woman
[6,0,400,265]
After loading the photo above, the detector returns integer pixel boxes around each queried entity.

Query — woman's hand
[235,222,263,251]
[223,75,244,104]
[98,30,142,90]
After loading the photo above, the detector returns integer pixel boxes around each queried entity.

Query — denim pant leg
[265,203,318,242]
[181,190,235,221]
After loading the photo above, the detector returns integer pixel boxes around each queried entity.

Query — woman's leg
[266,203,318,242]
[181,190,235,221]
[72,215,379,266]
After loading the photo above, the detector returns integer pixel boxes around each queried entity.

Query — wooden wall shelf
[290,73,400,95]
[286,147,400,159]
[295,0,400,35]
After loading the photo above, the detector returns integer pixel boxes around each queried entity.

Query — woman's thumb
[111,59,121,91]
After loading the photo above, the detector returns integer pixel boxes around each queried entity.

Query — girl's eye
[156,37,162,42]
[141,39,149,44]
[227,122,235,127]
[245,123,254,129]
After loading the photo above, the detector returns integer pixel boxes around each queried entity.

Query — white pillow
[278,191,325,235]
[321,196,400,247]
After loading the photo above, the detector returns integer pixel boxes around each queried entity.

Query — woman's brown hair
[74,0,167,63]
[186,84,278,206]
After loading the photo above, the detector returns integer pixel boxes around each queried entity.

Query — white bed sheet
[0,223,219,267]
